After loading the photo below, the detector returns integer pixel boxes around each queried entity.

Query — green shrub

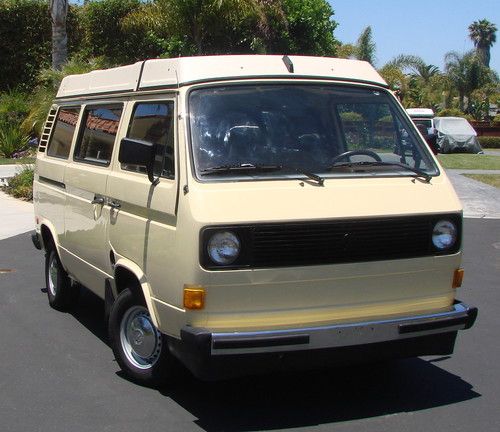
[339,111,363,122]
[79,0,161,64]
[436,108,465,117]
[3,166,34,200]
[478,136,500,148]
[0,0,81,92]
[0,90,30,125]
[0,124,30,158]
[493,115,500,124]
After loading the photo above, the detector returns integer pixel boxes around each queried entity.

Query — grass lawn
[437,154,500,170]
[0,157,35,165]
[462,174,500,188]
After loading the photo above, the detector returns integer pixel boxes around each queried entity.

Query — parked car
[32,55,477,386]
[434,117,483,153]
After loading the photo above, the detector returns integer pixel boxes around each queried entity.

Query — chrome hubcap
[48,255,58,297]
[120,306,161,369]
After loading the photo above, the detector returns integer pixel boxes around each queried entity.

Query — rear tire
[45,247,79,311]
[108,288,179,387]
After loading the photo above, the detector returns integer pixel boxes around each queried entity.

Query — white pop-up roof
[406,108,435,118]
[56,55,387,98]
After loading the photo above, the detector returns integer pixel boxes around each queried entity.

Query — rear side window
[74,105,123,166]
[46,107,80,159]
[123,102,175,178]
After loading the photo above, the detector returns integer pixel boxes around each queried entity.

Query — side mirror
[118,137,158,185]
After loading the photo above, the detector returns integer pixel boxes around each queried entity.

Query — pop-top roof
[56,55,387,99]
[406,108,435,118]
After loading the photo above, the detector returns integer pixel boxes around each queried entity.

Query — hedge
[478,136,500,149]
[0,0,81,92]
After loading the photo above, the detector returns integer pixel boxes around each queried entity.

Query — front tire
[45,248,78,311]
[108,288,177,387]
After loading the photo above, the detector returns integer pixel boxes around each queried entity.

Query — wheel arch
[113,259,159,328]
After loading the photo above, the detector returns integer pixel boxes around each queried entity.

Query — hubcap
[48,255,58,297]
[119,305,162,369]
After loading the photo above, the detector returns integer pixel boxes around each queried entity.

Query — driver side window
[122,101,175,178]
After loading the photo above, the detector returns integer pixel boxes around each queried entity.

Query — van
[32,55,477,386]
[406,108,439,154]
[406,108,435,134]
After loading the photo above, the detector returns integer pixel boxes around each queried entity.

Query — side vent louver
[38,106,58,153]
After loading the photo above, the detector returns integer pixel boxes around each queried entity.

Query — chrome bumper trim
[206,302,477,355]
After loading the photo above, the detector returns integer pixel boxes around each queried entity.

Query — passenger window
[74,105,123,166]
[47,107,80,159]
[123,102,175,178]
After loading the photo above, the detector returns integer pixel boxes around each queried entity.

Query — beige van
[32,55,477,385]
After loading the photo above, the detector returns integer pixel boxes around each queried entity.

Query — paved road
[447,169,500,218]
[0,219,498,432]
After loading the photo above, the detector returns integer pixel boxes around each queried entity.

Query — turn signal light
[183,285,205,310]
[453,269,464,289]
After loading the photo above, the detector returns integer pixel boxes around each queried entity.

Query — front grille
[200,214,462,270]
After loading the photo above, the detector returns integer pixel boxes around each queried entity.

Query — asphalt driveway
[0,218,499,432]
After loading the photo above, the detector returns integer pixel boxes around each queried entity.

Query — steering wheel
[330,149,382,164]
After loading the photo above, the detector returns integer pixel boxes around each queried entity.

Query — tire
[108,288,178,387]
[45,247,79,311]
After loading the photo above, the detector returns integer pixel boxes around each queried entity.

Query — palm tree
[50,0,68,70]
[444,51,491,111]
[356,26,376,65]
[468,19,497,68]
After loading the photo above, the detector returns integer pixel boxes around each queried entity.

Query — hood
[187,173,462,224]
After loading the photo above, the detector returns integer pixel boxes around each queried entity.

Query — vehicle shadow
[163,360,480,431]
[69,285,108,345]
[69,286,480,431]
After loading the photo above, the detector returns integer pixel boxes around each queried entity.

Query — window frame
[120,99,176,180]
[46,105,82,160]
[73,103,124,167]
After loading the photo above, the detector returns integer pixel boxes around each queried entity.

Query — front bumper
[171,302,477,379]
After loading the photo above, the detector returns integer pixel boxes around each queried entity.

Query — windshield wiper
[201,163,282,175]
[329,161,432,183]
[201,163,324,186]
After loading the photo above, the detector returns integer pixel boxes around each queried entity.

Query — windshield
[189,84,439,181]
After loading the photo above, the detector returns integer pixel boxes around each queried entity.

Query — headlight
[207,231,241,265]
[432,220,457,250]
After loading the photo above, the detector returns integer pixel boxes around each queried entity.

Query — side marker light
[183,285,205,310]
[453,269,464,289]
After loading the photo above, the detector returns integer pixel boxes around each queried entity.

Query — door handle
[91,196,105,205]
[109,200,121,209]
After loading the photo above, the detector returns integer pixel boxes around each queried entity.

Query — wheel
[330,149,382,164]
[45,247,79,311]
[108,288,178,387]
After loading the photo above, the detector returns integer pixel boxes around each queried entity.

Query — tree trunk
[50,0,68,70]
[478,46,491,68]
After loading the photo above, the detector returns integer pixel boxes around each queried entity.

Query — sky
[329,0,500,74]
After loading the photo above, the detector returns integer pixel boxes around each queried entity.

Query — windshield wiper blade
[201,163,324,185]
[201,163,282,175]
[329,161,432,183]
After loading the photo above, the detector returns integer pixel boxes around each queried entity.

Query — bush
[0,0,81,92]
[0,90,30,125]
[0,124,30,158]
[79,0,161,64]
[478,136,500,148]
[436,108,465,117]
[3,166,34,200]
